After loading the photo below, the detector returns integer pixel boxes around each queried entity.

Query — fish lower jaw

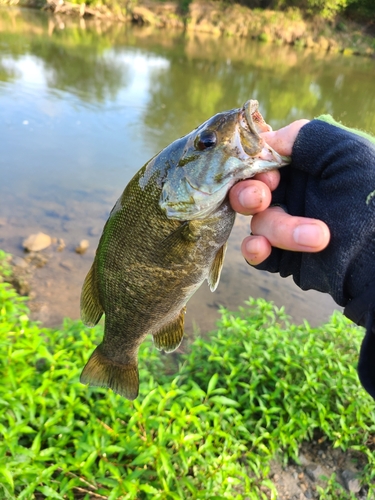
[233,158,286,181]
[164,203,221,221]
[163,191,229,220]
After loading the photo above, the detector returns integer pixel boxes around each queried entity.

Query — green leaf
[209,395,239,407]
[140,484,160,494]
[0,467,14,491]
[207,373,219,396]
[31,432,42,454]
[36,486,64,499]
[104,445,125,454]
[183,433,202,442]
[130,446,158,466]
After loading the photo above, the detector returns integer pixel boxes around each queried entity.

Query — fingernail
[244,239,259,263]
[238,187,262,209]
[293,224,324,247]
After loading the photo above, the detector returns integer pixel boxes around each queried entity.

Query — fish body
[80,100,289,400]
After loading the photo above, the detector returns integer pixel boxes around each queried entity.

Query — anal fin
[80,345,139,400]
[80,263,104,327]
[208,243,227,292]
[153,308,185,353]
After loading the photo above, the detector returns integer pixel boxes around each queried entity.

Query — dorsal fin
[207,243,227,292]
[80,263,104,326]
[80,345,139,400]
[153,308,186,353]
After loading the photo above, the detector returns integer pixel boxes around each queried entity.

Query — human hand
[229,120,330,266]
[230,118,375,310]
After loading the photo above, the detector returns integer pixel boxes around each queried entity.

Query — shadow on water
[1,7,374,331]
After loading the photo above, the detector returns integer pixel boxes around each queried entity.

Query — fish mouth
[240,100,290,165]
[242,99,273,136]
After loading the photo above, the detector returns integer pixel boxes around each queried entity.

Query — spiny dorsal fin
[80,263,104,326]
[208,243,227,292]
[153,308,185,353]
[80,345,139,400]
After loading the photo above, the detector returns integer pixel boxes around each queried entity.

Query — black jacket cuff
[344,283,375,400]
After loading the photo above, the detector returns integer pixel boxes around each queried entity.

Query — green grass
[1,250,375,499]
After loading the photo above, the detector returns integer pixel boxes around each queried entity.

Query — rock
[75,239,89,254]
[23,232,52,252]
[56,238,66,252]
[11,256,28,269]
[341,469,361,493]
[26,253,49,268]
[11,276,31,296]
[305,464,325,482]
[298,453,310,466]
[88,226,101,237]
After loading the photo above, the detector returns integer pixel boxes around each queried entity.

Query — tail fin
[80,345,139,400]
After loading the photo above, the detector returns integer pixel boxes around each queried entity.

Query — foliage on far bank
[1,249,375,499]
[236,0,375,21]
[1,0,374,58]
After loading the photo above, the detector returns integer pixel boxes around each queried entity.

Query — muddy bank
[1,213,338,332]
[1,0,375,57]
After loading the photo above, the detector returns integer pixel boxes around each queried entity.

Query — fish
[80,100,289,400]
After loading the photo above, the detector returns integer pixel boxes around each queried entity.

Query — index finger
[229,170,281,216]
[252,169,280,192]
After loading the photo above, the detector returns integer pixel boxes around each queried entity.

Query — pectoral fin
[153,308,185,353]
[208,243,227,292]
[80,345,139,400]
[80,263,104,326]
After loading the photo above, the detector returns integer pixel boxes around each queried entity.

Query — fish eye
[195,130,217,151]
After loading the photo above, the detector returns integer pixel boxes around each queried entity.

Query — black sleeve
[255,119,375,308]
[254,119,375,399]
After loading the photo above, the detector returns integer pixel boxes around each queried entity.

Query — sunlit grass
[1,249,375,499]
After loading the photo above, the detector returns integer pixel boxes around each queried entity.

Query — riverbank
[1,0,375,57]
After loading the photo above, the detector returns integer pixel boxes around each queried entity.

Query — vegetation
[1,249,375,498]
[235,0,375,21]
[1,0,375,58]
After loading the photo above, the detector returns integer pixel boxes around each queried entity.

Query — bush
[0,255,375,498]
[235,0,372,21]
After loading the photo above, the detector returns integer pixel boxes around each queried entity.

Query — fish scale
[80,100,290,400]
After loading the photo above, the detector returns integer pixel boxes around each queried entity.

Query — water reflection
[0,7,374,330]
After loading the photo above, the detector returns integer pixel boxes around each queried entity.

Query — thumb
[261,120,310,157]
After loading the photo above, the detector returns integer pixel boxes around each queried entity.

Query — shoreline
[1,0,375,58]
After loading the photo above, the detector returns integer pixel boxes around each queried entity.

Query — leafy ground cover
[1,249,375,499]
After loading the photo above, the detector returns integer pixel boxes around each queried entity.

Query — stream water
[1,7,375,332]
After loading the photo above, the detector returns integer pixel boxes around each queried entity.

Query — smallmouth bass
[80,100,289,400]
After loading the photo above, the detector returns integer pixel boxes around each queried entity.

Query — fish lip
[242,99,272,136]
[241,100,290,166]
[243,99,258,135]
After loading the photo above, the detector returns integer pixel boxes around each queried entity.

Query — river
[1,7,375,332]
